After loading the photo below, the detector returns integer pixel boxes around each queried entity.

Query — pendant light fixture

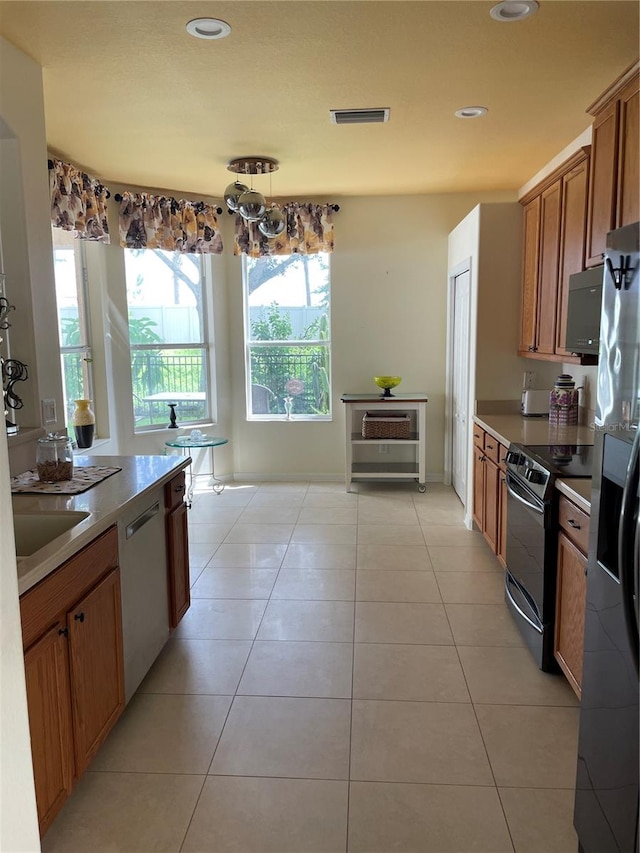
[225,156,280,229]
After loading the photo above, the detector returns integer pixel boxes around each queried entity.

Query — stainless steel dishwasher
[118,489,169,702]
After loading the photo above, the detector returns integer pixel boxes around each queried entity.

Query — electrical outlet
[523,371,536,390]
[378,444,389,454]
[41,398,57,425]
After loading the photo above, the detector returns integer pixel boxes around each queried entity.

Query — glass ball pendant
[224,180,249,212]
[258,206,285,238]
[238,189,266,222]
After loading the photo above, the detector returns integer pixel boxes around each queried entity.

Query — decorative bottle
[549,375,579,426]
[72,399,95,448]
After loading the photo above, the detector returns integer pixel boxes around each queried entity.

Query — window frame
[242,253,332,422]
[124,248,213,433]
[51,230,95,431]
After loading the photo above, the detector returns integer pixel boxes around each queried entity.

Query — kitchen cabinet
[585,60,640,267]
[20,526,124,836]
[341,394,427,492]
[165,471,190,629]
[554,495,590,698]
[472,425,508,557]
[518,148,591,362]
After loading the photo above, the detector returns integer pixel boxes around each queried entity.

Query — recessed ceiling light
[455,106,489,119]
[490,1,539,22]
[185,18,231,40]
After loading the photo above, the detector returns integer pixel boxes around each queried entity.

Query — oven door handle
[505,471,544,514]
[505,572,543,634]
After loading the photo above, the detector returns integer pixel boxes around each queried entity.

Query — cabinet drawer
[473,425,484,447]
[165,471,187,511]
[21,526,119,651]
[499,443,509,469]
[558,496,590,554]
[483,434,500,464]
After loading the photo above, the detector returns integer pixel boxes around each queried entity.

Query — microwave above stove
[564,266,603,355]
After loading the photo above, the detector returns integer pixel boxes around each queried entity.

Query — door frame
[445,258,475,528]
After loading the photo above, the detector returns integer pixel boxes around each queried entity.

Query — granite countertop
[474,414,593,512]
[12,455,189,595]
[473,413,595,448]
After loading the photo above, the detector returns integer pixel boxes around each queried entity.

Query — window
[124,249,211,430]
[244,253,331,419]
[52,229,94,430]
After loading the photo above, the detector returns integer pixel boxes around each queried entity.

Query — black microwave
[564,266,603,355]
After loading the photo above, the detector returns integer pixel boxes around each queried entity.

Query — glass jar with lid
[36,433,74,483]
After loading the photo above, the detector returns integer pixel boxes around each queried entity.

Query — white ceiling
[0,1,638,200]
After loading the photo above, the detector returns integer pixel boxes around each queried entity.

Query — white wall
[0,35,42,850]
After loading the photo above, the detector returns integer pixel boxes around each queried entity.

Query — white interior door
[451,269,470,502]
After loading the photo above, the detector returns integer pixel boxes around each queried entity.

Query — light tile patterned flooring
[43,481,580,853]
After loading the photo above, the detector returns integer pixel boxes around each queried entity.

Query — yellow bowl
[374,376,402,393]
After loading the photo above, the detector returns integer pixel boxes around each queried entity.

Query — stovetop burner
[523,444,594,478]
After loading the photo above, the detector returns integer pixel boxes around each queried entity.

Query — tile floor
[42,481,580,853]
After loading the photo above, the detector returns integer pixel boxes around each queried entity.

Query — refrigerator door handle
[619,426,640,675]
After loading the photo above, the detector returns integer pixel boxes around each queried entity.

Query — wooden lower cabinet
[165,471,190,629]
[473,426,508,559]
[68,569,124,776]
[23,623,74,835]
[497,471,508,569]
[20,527,124,836]
[555,527,588,698]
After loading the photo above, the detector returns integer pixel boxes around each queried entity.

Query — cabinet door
[167,501,190,629]
[483,458,500,553]
[68,568,124,776]
[556,156,589,356]
[536,180,562,355]
[519,196,541,353]
[24,622,74,835]
[555,532,587,698]
[617,75,640,228]
[497,470,508,569]
[586,99,619,266]
[472,445,484,531]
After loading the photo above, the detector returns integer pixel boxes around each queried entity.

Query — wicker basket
[362,412,411,439]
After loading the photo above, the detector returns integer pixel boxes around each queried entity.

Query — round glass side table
[165,435,228,505]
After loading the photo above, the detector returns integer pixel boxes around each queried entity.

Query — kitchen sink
[13,511,91,557]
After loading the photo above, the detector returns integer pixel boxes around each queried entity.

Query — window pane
[131,348,208,428]
[125,249,204,345]
[249,344,331,415]
[247,255,330,342]
[244,253,331,419]
[60,351,92,425]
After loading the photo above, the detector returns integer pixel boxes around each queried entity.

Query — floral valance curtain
[118,192,223,254]
[234,203,334,257]
[49,159,110,243]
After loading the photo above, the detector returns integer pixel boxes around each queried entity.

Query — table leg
[185,449,194,507]
[210,446,224,494]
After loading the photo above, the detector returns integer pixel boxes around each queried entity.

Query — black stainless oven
[504,443,594,670]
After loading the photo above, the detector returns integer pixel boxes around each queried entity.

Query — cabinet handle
[486,442,494,450]
[74,612,85,623]
[528,345,538,352]
[480,454,487,462]
[58,627,69,637]
[174,484,185,493]
[567,518,581,529]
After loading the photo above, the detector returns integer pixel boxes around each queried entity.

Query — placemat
[11,466,122,495]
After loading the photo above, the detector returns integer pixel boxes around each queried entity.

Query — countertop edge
[16,456,190,596]
[555,479,592,514]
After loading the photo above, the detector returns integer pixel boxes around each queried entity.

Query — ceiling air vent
[330,108,390,125]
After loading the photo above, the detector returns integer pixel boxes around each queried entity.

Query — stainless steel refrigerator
[574,222,640,853]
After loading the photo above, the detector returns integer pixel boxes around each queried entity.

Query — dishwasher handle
[126,502,160,539]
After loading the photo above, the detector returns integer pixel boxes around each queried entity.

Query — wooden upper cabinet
[585,59,640,267]
[519,197,541,353]
[617,74,640,228]
[536,180,562,355]
[518,148,590,362]
[556,157,589,356]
